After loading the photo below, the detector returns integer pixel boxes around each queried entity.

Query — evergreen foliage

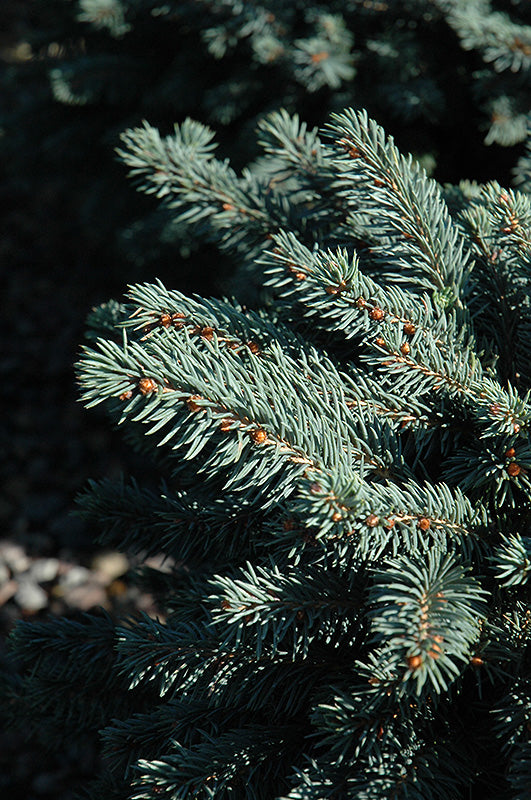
[9,108,531,798]
[4,0,531,295]
[43,0,531,152]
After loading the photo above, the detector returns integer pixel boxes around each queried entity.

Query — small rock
[144,553,176,574]
[0,579,17,606]
[14,578,48,611]
[28,557,59,584]
[91,551,129,584]
[62,581,108,611]
[59,565,91,588]
[0,541,30,574]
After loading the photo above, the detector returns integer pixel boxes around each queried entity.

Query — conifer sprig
[325,108,471,301]
[10,105,531,799]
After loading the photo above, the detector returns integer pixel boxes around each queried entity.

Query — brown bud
[507,462,521,477]
[332,511,342,522]
[407,654,423,670]
[418,517,431,531]
[247,341,260,354]
[138,377,158,395]
[505,447,516,458]
[403,322,416,336]
[375,336,386,348]
[172,312,186,328]
[220,419,232,432]
[369,307,385,321]
[400,342,410,355]
[384,518,396,529]
[250,428,267,444]
[294,272,306,281]
[355,296,366,309]
[365,513,380,527]
[221,600,232,610]
[160,313,172,327]
[470,656,483,667]
[200,326,214,341]
[119,390,133,401]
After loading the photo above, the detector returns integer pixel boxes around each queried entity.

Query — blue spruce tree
[8,108,531,799]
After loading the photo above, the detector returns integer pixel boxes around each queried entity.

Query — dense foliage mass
[3,0,531,291]
[9,108,531,799]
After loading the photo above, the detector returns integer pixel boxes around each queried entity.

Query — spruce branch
[264,230,531,442]
[325,108,471,301]
[118,120,293,263]
[493,533,531,587]
[208,561,363,659]
[369,552,488,694]
[445,0,531,74]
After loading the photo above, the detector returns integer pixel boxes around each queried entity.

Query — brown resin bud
[138,377,157,395]
[250,428,267,444]
[369,307,385,321]
[365,513,380,527]
[418,517,431,531]
[507,462,521,477]
[172,312,186,328]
